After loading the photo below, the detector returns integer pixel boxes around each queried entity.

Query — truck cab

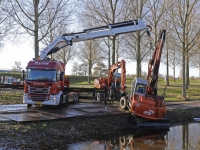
[23,59,66,108]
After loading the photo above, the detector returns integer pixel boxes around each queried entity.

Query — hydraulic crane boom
[40,19,149,60]
[146,29,166,95]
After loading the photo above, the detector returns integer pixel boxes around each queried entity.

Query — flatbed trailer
[0,83,24,89]
[0,83,106,100]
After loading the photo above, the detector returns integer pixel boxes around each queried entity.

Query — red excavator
[120,29,168,126]
[94,60,127,101]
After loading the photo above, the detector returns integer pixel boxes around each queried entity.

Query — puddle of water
[66,122,200,150]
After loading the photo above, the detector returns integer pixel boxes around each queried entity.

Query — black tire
[97,93,100,101]
[120,97,128,110]
[119,136,126,146]
[27,104,32,108]
[77,94,79,102]
[73,94,77,103]
[63,95,68,106]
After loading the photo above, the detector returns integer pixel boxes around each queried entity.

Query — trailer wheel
[97,93,100,101]
[77,94,79,102]
[27,104,32,108]
[120,97,128,110]
[73,94,79,102]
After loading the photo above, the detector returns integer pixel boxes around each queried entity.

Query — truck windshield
[26,69,57,82]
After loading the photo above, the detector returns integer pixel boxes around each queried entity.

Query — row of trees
[1,0,200,99]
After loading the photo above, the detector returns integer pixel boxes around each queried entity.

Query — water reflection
[167,123,200,150]
[67,122,200,150]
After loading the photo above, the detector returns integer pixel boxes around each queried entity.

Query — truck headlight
[50,95,58,101]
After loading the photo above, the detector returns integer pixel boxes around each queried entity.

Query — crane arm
[40,19,149,60]
[146,29,166,95]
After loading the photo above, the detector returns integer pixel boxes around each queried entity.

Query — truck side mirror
[60,72,64,81]
[22,70,25,80]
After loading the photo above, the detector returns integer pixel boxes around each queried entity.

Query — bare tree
[123,0,151,77]
[168,48,181,82]
[44,23,78,66]
[93,61,107,77]
[169,0,200,98]
[78,40,102,83]
[78,63,88,76]
[9,0,75,59]
[71,62,79,76]
[79,0,127,66]
[11,61,22,72]
[0,0,15,51]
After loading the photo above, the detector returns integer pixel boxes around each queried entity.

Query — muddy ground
[0,107,200,149]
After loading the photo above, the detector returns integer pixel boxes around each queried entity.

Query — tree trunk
[112,36,116,65]
[34,0,39,59]
[136,31,141,77]
[182,43,186,99]
[108,39,111,72]
[186,53,189,89]
[173,49,176,82]
[88,62,91,83]
[173,66,175,82]
[199,55,200,79]
[166,40,169,85]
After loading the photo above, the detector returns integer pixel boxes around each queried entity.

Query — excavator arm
[146,29,166,95]
[40,19,149,60]
[107,60,126,93]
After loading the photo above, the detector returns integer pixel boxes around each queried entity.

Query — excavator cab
[132,77,148,95]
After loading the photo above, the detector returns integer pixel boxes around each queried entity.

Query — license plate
[35,101,42,105]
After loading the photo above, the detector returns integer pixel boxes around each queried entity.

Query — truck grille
[28,86,50,101]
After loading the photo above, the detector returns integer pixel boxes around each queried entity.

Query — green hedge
[0,72,22,79]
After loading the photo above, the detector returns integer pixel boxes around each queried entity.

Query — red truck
[22,19,149,108]
[23,60,77,107]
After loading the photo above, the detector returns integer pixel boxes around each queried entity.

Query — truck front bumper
[23,93,61,106]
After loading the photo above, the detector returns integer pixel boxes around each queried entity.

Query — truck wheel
[63,95,68,106]
[27,104,32,108]
[120,97,128,110]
